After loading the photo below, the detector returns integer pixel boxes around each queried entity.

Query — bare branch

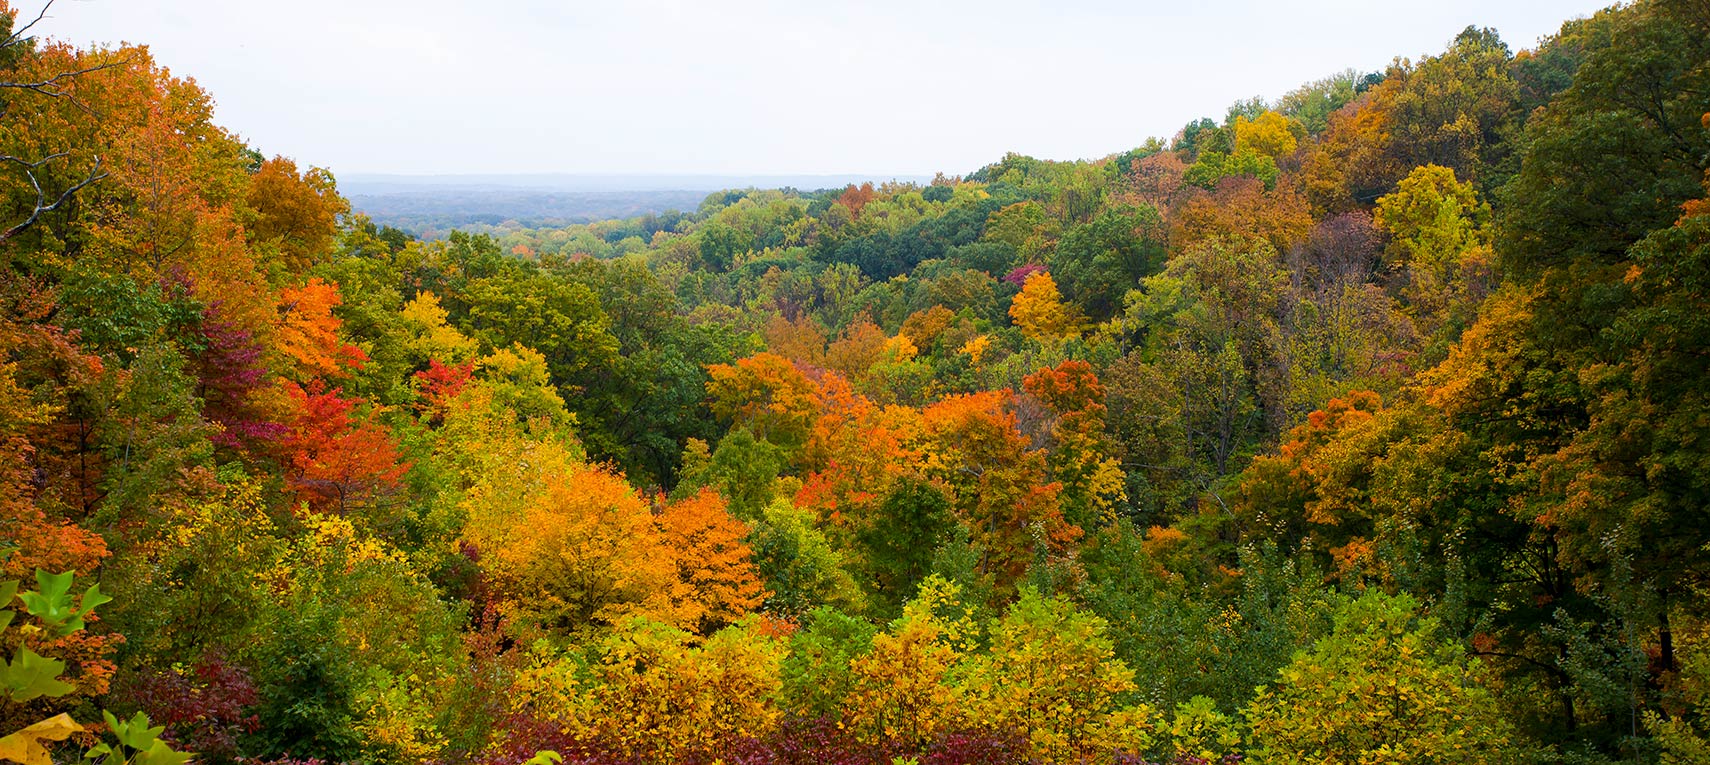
[0,151,70,169]
[1,0,56,51]
[0,153,105,242]
[0,2,114,241]
[0,58,124,94]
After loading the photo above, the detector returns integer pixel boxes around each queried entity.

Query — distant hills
[342,173,934,237]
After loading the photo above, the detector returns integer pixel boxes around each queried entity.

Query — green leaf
[77,584,112,619]
[0,580,20,635]
[523,752,563,765]
[105,711,166,752]
[2,648,73,702]
[31,570,69,602]
[17,572,109,637]
[18,571,76,635]
[130,740,192,765]
[79,741,112,761]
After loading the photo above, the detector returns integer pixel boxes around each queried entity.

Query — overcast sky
[44,0,1612,178]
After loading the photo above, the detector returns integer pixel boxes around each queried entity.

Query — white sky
[44,0,1613,177]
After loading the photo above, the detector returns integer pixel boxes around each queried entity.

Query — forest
[1,0,1709,763]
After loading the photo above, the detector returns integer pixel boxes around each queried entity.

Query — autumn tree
[705,351,819,454]
[585,617,784,761]
[1374,163,1492,345]
[657,489,766,633]
[920,391,1077,588]
[0,0,114,244]
[961,588,1142,762]
[1024,360,1126,528]
[275,277,367,380]
[278,379,408,515]
[845,576,973,748]
[244,156,348,272]
[1244,591,1527,764]
[1008,270,1081,341]
[475,463,681,633]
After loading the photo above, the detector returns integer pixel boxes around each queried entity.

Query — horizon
[47,0,1611,178]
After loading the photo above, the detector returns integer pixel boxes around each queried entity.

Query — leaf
[17,571,73,632]
[0,578,18,635]
[76,584,112,623]
[0,714,83,765]
[523,752,563,765]
[17,571,95,636]
[130,740,192,765]
[2,648,72,702]
[106,710,167,752]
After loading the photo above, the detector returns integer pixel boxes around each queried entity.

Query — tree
[275,277,367,381]
[244,157,347,272]
[462,269,619,387]
[585,617,784,761]
[279,380,408,515]
[1047,205,1167,321]
[1233,110,1300,161]
[961,588,1140,762]
[1236,390,1386,573]
[0,567,191,765]
[919,391,1077,589]
[657,489,765,633]
[0,0,114,244]
[1244,591,1527,764]
[846,576,973,748]
[1374,164,1493,345]
[0,304,109,578]
[779,605,876,720]
[746,498,864,618]
[1278,69,1362,134]
[705,352,819,453]
[1024,360,1126,529]
[856,478,954,618]
[1008,270,1080,341]
[478,464,681,633]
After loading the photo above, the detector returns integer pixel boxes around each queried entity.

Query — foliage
[1243,591,1526,764]
[1,1,1707,760]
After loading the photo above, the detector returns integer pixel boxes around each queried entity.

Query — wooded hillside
[2,1,1709,763]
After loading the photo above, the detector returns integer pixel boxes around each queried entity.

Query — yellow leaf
[0,714,84,765]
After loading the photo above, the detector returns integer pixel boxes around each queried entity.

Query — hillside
[2,1,1709,764]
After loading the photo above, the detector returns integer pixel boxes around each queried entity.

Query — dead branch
[0,152,105,242]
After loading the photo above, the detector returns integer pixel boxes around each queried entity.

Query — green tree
[1244,591,1527,765]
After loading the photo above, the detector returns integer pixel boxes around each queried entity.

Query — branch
[1,0,55,51]
[0,58,127,117]
[0,153,105,242]
[0,58,125,96]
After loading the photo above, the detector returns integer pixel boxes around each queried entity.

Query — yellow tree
[244,156,349,272]
[587,617,784,761]
[705,352,820,452]
[1373,163,1493,340]
[481,465,681,633]
[845,576,975,748]
[1243,591,1528,765]
[1233,110,1300,161]
[398,292,480,366]
[1009,271,1081,341]
[962,588,1143,762]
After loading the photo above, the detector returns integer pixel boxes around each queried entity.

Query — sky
[44,0,1614,178]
